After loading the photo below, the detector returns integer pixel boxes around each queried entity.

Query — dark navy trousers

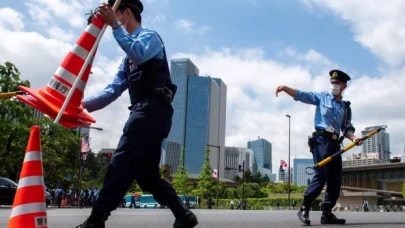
[303,134,342,211]
[92,98,178,213]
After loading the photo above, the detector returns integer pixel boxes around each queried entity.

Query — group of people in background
[45,184,100,208]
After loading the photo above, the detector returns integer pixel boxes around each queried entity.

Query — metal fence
[263,205,405,212]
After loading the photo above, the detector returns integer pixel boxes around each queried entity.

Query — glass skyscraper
[164,59,199,173]
[361,126,390,162]
[247,137,272,173]
[164,58,227,178]
[293,158,314,186]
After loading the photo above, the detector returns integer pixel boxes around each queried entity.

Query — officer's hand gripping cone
[16,16,107,128]
[8,126,47,228]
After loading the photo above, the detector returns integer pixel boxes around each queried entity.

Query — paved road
[1,208,404,227]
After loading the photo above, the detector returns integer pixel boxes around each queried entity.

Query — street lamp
[74,126,103,195]
[206,143,220,207]
[285,114,291,210]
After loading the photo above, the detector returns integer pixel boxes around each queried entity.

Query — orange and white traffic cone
[8,126,47,228]
[16,16,107,128]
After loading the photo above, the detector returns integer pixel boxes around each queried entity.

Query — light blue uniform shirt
[293,90,355,136]
[83,26,165,112]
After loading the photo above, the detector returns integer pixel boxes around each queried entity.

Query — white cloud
[144,13,166,25]
[301,0,405,68]
[175,19,212,35]
[25,0,95,28]
[0,8,24,31]
[25,3,52,27]
[46,27,75,42]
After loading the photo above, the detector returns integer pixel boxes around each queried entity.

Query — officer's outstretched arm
[276,85,321,106]
[293,89,321,106]
[83,60,128,113]
[113,26,163,65]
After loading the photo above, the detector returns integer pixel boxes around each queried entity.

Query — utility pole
[286,114,291,210]
[242,161,245,210]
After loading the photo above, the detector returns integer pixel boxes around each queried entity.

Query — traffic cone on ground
[61,198,66,208]
[8,126,47,228]
[16,16,107,128]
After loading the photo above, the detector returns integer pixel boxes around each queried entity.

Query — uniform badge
[332,72,338,78]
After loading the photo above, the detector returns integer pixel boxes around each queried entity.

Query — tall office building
[165,59,199,173]
[224,147,240,180]
[293,158,314,186]
[164,58,227,178]
[244,149,258,174]
[247,137,272,173]
[361,126,390,162]
[224,147,258,179]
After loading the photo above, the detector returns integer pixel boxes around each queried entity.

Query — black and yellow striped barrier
[0,91,25,99]
[305,125,387,175]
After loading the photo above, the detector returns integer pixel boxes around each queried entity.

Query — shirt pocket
[321,104,333,116]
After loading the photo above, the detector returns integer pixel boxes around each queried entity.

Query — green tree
[81,151,110,189]
[171,147,192,195]
[226,187,238,199]
[217,180,228,198]
[237,183,267,198]
[196,146,216,198]
[0,61,83,189]
[37,117,79,187]
[263,182,299,194]
[160,165,171,183]
[0,62,33,178]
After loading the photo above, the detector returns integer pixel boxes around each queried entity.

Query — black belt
[128,88,172,110]
[313,130,339,140]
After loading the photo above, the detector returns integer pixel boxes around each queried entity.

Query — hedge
[124,193,322,211]
[197,197,322,210]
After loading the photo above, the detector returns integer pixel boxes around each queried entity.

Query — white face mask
[330,84,341,95]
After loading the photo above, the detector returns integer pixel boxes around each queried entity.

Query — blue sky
[160,0,379,76]
[1,0,404,172]
[1,0,378,76]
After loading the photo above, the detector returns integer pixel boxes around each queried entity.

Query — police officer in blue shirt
[275,70,363,225]
[76,1,198,227]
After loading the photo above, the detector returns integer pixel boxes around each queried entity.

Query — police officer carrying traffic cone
[76,1,198,227]
[275,70,363,225]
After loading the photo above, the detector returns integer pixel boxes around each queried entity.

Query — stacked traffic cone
[16,16,107,128]
[8,126,47,228]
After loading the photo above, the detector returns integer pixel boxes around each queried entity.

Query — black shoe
[297,206,310,226]
[173,211,198,228]
[321,211,346,224]
[75,220,104,228]
[168,197,198,228]
[76,211,110,228]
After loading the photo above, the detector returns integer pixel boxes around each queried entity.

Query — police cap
[329,69,351,83]
[108,0,143,14]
